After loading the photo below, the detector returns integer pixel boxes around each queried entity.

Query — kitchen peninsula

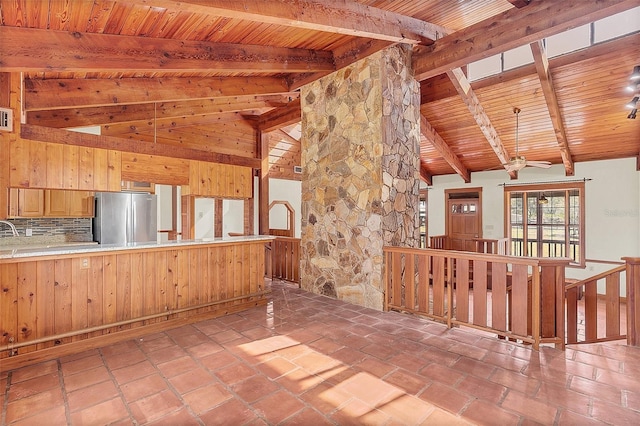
[0,235,273,372]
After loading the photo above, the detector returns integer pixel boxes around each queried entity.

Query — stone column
[300,44,420,310]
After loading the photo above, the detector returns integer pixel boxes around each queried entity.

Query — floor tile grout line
[1,369,10,426]
[57,359,74,426]
[97,345,139,425]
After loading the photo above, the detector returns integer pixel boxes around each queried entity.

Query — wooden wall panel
[0,240,268,364]
[29,141,47,188]
[78,147,95,190]
[0,264,18,351]
[63,145,79,189]
[54,259,73,346]
[103,255,117,333]
[46,143,65,188]
[9,139,30,187]
[87,257,104,339]
[36,260,55,349]
[121,152,190,186]
[71,257,89,342]
[107,150,122,192]
[92,148,108,191]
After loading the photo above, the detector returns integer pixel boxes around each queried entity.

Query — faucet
[0,220,19,237]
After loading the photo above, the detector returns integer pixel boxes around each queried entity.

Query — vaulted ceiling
[1,0,638,184]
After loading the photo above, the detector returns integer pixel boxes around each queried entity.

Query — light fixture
[629,108,638,119]
[539,194,549,205]
[631,65,640,81]
[626,96,639,109]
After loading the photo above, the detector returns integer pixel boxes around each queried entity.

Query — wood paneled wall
[0,240,267,369]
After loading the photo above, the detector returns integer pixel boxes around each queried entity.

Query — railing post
[623,257,640,346]
[539,258,570,350]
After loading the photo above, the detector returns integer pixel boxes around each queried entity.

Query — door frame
[445,187,483,242]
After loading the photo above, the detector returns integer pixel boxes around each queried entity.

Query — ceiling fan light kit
[504,108,552,172]
[631,65,640,81]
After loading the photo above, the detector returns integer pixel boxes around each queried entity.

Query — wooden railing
[383,246,569,350]
[271,237,301,285]
[565,258,640,347]
[565,264,626,344]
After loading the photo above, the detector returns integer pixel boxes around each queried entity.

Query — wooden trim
[584,259,626,266]
[0,298,266,373]
[215,199,223,238]
[259,131,270,235]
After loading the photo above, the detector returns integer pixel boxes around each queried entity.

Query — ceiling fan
[504,107,552,172]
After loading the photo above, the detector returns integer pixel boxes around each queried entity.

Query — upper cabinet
[7,140,253,200]
[8,188,94,218]
[8,188,44,218]
[45,190,94,217]
[9,140,121,191]
[187,161,252,198]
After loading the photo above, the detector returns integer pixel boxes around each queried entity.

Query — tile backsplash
[0,218,93,242]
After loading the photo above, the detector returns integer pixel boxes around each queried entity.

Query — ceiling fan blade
[526,160,552,169]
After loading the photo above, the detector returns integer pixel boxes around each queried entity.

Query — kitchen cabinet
[9,139,121,191]
[8,188,45,218]
[8,188,94,218]
[121,180,155,193]
[187,161,252,198]
[44,190,94,217]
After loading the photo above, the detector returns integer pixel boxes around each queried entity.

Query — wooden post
[623,257,640,346]
[258,131,270,235]
[539,258,569,349]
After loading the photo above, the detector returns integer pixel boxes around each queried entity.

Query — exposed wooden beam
[100,112,253,136]
[131,0,449,44]
[258,99,301,132]
[421,32,640,104]
[24,76,292,110]
[20,124,261,169]
[420,115,470,183]
[0,26,336,74]
[274,129,300,146]
[507,0,531,8]
[419,164,433,186]
[530,40,575,176]
[446,68,517,179]
[414,0,639,81]
[26,94,298,128]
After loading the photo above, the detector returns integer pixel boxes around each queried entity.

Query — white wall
[155,184,173,242]
[428,158,640,281]
[195,198,215,239]
[222,199,244,236]
[269,178,302,238]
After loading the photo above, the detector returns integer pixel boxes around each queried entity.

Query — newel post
[623,257,640,346]
[539,258,570,350]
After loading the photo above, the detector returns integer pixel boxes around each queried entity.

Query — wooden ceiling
[1,0,639,183]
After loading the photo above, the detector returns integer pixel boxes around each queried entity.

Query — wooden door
[447,198,481,251]
[67,191,95,217]
[44,190,68,217]
[17,189,44,217]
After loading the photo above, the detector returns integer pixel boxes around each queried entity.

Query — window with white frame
[504,183,585,267]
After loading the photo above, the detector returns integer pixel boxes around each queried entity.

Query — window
[504,183,585,267]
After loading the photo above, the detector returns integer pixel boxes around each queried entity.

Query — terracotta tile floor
[2,280,640,425]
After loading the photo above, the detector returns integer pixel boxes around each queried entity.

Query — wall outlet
[25,228,32,237]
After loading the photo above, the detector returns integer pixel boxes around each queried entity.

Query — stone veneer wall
[300,44,420,310]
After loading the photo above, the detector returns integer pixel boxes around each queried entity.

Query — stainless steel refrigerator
[93,192,157,244]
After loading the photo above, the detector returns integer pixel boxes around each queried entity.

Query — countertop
[0,235,275,260]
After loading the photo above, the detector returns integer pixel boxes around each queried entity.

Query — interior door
[447,198,481,251]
